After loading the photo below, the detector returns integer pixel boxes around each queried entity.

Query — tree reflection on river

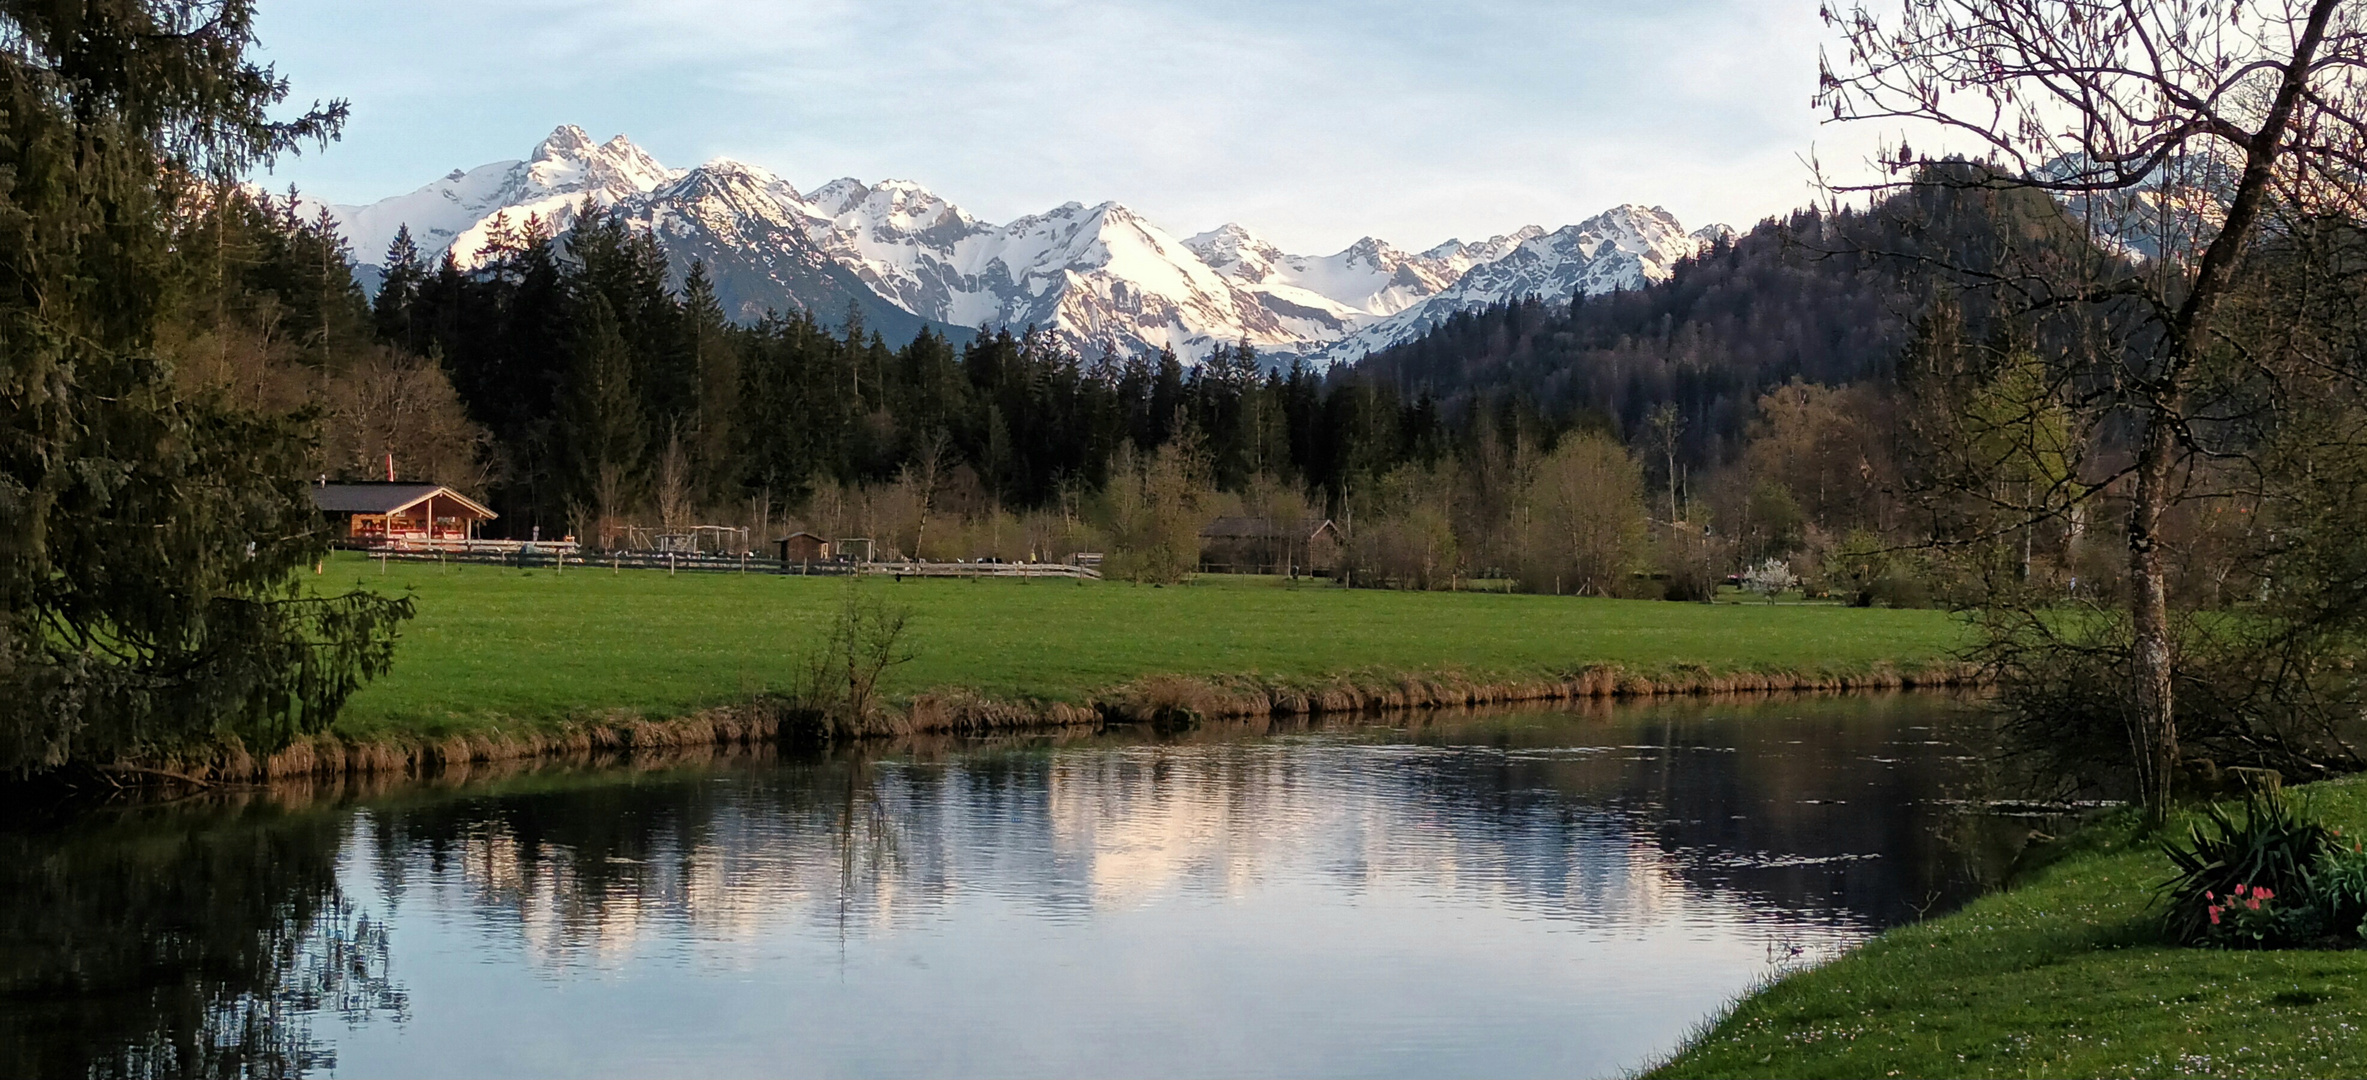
[0,693,2035,1079]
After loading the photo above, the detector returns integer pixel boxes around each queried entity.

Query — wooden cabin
[312,482,497,545]
[776,531,831,563]
[1199,517,1343,576]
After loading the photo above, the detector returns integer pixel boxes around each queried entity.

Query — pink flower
[2247,898,2262,910]
[2258,888,2275,901]
[2206,890,2216,901]
[2209,908,2222,925]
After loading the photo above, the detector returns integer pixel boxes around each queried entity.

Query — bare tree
[794,581,917,730]
[900,430,953,560]
[1647,402,1687,522]
[1821,0,2367,818]
[655,426,694,535]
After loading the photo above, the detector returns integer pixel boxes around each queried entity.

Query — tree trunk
[2128,408,2178,822]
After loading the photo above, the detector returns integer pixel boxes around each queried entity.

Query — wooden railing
[360,546,1102,580]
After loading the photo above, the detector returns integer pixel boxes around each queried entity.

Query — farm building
[776,531,832,563]
[1198,517,1342,576]
[311,482,496,545]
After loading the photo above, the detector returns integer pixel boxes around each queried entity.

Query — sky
[250,0,1900,256]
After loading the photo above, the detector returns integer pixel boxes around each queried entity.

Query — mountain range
[329,125,1733,365]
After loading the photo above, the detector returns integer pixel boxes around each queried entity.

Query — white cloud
[255,0,1905,254]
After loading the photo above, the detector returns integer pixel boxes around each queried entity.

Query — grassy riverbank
[1649,778,2367,1079]
[317,553,1969,741]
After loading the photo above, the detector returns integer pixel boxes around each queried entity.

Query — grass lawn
[316,553,1970,739]
[1649,779,2367,1079]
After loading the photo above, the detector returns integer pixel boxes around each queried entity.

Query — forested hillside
[1341,189,2051,467]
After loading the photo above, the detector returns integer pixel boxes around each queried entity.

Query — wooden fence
[361,546,1101,580]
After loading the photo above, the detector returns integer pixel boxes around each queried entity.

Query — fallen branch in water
[97,764,217,789]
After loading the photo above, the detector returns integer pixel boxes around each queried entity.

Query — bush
[2160,787,2367,948]
[1740,557,1799,599]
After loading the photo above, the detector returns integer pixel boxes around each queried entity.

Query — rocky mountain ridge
[329,125,1731,364]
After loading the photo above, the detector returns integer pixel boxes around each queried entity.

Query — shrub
[1740,558,1800,599]
[2162,788,2343,947]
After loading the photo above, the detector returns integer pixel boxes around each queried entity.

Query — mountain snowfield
[329,126,1731,365]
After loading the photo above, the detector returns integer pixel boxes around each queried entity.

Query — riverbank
[163,554,1977,780]
[1647,778,2367,1079]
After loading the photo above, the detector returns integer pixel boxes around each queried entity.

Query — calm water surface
[2,694,2035,1079]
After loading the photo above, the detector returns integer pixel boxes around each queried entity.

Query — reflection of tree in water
[359,758,921,964]
[0,805,404,1079]
[350,696,2016,958]
[0,696,2020,1075]
[1373,695,2015,927]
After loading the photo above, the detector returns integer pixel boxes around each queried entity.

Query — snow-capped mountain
[337,125,679,266]
[1303,207,1737,365]
[798,182,1297,356]
[1185,225,1461,341]
[330,125,1728,365]
[615,159,954,345]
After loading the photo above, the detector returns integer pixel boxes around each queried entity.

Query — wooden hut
[775,531,832,563]
[1199,517,1343,576]
[311,482,497,546]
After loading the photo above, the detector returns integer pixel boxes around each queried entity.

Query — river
[0,692,2046,1079]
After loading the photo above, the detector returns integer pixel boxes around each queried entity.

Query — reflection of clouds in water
[13,698,2010,1079]
[379,735,1895,969]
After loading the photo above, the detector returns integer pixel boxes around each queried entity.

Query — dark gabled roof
[777,531,827,542]
[1200,516,1340,540]
[310,483,496,518]
[1200,516,1279,539]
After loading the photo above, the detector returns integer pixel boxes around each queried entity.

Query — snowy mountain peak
[332,125,681,266]
[1303,206,1727,365]
[837,180,973,236]
[1691,223,1739,248]
[519,126,674,203]
[532,124,594,158]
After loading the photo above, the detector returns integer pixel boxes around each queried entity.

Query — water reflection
[0,805,404,1079]
[1,693,2023,1079]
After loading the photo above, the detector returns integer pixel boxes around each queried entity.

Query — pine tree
[565,295,648,547]
[680,261,739,502]
[374,224,425,352]
[0,0,409,773]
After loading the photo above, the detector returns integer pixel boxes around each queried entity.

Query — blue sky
[252,0,1886,254]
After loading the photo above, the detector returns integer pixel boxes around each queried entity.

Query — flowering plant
[2161,787,2335,947]
[1740,558,1800,599]
[2200,883,2284,945]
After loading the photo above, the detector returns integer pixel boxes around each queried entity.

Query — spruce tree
[374,224,425,352]
[680,261,739,502]
[565,295,648,545]
[0,0,410,773]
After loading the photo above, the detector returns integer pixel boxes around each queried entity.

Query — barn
[1198,517,1343,576]
[311,482,497,546]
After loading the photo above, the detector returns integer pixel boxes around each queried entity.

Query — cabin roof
[777,531,827,542]
[310,482,496,519]
[1200,516,1339,540]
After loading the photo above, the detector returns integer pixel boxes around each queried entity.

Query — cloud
[256,0,1893,253]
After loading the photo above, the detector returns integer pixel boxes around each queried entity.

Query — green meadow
[318,553,1971,739]
[1649,779,2367,1080]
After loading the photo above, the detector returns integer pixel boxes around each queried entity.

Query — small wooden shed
[311,482,496,545]
[1199,516,1342,576]
[776,531,831,563]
